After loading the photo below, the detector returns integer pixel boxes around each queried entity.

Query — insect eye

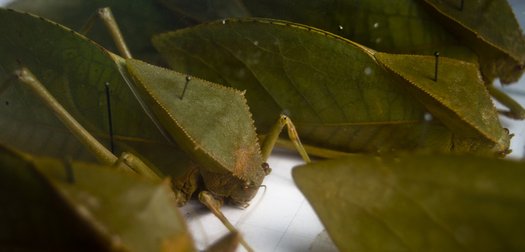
[261,162,271,175]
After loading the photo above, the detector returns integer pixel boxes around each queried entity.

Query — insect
[152,18,511,157]
[154,0,525,119]
[0,8,311,251]
[1,1,523,250]
[293,152,525,251]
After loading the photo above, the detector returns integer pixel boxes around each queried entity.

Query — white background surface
[1,0,525,251]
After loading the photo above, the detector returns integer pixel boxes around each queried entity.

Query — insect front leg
[260,114,311,162]
[171,164,202,206]
[113,152,161,180]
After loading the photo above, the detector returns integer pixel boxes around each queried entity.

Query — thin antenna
[434,52,440,82]
[180,76,191,99]
[105,82,115,153]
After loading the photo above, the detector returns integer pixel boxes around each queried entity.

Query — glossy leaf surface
[153,19,508,155]
[0,145,195,251]
[293,153,525,251]
[422,0,525,84]
[0,8,188,178]
[126,59,265,184]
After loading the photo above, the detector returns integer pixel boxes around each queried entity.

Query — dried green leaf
[293,153,525,251]
[153,18,509,155]
[0,145,195,251]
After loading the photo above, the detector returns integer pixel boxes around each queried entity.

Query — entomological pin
[180,76,190,99]
[104,82,115,153]
[12,67,157,180]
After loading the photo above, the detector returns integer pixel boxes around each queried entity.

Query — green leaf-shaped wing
[375,53,509,152]
[153,19,508,155]
[125,59,265,184]
[293,153,525,251]
[421,0,525,84]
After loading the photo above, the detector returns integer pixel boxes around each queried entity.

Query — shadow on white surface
[180,150,328,251]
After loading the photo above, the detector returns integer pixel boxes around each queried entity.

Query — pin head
[180,76,191,99]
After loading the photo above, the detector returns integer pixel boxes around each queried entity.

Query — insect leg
[15,68,116,164]
[275,138,351,159]
[487,84,525,119]
[113,152,161,181]
[79,7,132,59]
[260,114,311,162]
[199,191,254,252]
[14,68,158,179]
[172,165,201,206]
